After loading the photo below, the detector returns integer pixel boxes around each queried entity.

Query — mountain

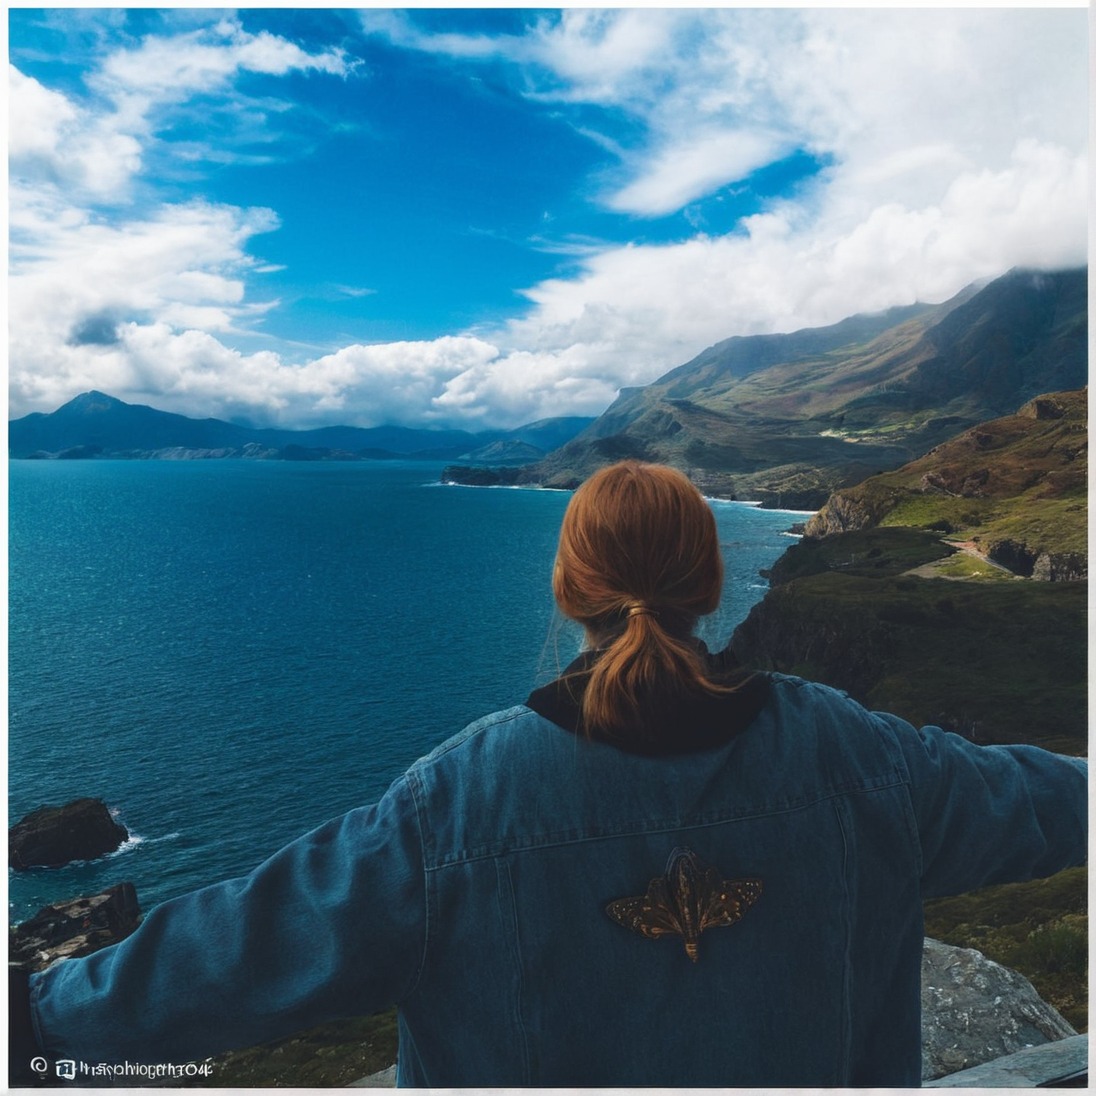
[456,417,597,465]
[7,392,594,462]
[506,267,1087,507]
[10,391,256,456]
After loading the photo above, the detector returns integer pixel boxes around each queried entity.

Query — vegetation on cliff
[732,556,1086,754]
[741,388,1088,750]
[805,389,1087,579]
[924,868,1088,1032]
[200,1011,399,1087]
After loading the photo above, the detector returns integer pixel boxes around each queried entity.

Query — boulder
[9,797,129,870]
[920,937,1076,1081]
[9,882,141,971]
[1032,551,1087,582]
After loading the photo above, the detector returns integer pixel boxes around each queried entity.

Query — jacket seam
[495,858,534,1084]
[833,798,853,1084]
[398,771,431,1004]
[423,779,911,869]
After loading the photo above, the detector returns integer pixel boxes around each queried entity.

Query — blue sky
[8,7,1088,430]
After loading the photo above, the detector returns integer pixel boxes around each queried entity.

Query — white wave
[440,480,555,492]
[706,498,816,516]
[108,831,182,858]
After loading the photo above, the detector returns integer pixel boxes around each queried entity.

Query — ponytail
[552,461,741,740]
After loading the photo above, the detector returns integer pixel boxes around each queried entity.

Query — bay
[8,460,806,923]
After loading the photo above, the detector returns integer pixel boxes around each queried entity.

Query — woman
[14,461,1087,1086]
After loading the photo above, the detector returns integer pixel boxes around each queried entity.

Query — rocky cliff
[730,526,1086,753]
[9,883,140,970]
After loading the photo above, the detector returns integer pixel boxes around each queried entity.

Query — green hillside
[805,389,1087,578]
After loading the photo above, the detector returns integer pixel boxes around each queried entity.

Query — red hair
[552,461,734,738]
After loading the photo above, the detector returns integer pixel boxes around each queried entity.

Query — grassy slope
[809,390,1088,563]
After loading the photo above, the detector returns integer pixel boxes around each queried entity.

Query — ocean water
[8,460,807,924]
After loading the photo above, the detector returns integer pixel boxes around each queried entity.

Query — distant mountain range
[10,266,1086,502]
[452,266,1085,508]
[7,391,594,463]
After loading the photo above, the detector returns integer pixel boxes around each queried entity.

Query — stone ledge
[924,1033,1087,1088]
[349,1064,397,1087]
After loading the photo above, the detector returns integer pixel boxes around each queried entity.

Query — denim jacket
[30,674,1087,1087]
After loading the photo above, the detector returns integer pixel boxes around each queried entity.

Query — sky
[7,6,1089,432]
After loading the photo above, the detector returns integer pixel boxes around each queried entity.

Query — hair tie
[626,602,658,618]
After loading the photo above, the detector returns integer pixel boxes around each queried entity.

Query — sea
[8,459,810,925]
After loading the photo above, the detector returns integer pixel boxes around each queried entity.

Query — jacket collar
[525,642,769,756]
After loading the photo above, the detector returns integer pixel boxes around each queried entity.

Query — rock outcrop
[9,882,141,971]
[986,539,1088,581]
[9,797,129,870]
[920,937,1076,1081]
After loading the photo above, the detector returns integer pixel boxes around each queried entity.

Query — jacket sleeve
[29,773,426,1068]
[875,713,1088,899]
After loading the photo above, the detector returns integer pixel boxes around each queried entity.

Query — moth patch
[606,846,761,962]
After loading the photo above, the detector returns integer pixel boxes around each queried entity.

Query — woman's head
[552,461,730,739]
[553,460,723,640]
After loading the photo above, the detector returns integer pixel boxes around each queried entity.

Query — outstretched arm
[877,713,1087,898]
[26,775,426,1071]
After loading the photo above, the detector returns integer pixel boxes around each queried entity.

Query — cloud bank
[8,9,1088,430]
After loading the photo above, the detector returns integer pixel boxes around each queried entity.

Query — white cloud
[361,7,1086,416]
[360,8,1086,242]
[94,21,350,103]
[608,129,792,217]
[8,18,364,423]
[8,9,1089,434]
[8,199,283,413]
[8,65,77,158]
[9,21,352,202]
[502,138,1086,357]
[8,66,143,198]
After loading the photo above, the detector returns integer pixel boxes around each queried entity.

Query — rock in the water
[9,797,129,869]
[9,882,141,971]
[920,937,1076,1081]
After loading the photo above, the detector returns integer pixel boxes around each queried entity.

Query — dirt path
[903,540,1021,581]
